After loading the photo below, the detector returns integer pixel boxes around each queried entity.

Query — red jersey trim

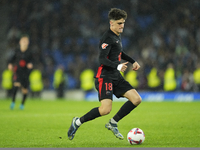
[98,78,103,98]
[96,65,103,78]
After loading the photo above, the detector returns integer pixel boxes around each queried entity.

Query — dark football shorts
[95,75,134,101]
[13,71,30,88]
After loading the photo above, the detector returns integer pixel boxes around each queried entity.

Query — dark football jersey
[8,48,33,74]
[95,28,135,79]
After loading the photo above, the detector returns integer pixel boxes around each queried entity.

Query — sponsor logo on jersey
[19,59,26,67]
[101,43,108,49]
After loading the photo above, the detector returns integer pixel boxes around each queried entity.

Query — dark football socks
[77,101,136,126]
[12,86,18,103]
[21,94,27,105]
[80,107,101,124]
[113,101,137,122]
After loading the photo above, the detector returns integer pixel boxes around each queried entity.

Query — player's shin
[21,94,27,105]
[12,86,18,103]
[113,101,137,122]
[79,107,101,124]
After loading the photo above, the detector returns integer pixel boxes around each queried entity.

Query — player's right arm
[8,63,13,70]
[7,51,16,71]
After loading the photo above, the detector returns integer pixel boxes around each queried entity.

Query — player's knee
[100,107,112,116]
[103,109,111,116]
[135,95,142,106]
[14,82,21,87]
[22,88,28,94]
[129,90,142,106]
[130,95,142,106]
[99,99,112,116]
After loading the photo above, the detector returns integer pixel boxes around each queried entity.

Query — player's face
[19,37,29,51]
[110,18,125,36]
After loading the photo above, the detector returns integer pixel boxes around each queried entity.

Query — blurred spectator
[125,68,139,89]
[29,69,43,98]
[181,69,195,91]
[193,63,200,91]
[163,63,177,92]
[53,65,66,98]
[147,67,162,91]
[1,69,13,98]
[80,68,95,93]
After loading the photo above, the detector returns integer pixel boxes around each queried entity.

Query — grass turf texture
[0,99,200,148]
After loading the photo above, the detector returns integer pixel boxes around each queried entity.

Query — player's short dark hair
[20,34,30,39]
[108,8,127,20]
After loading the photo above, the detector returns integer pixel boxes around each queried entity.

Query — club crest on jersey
[101,43,108,49]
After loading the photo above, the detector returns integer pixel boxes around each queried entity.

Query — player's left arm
[26,51,33,69]
[121,51,140,71]
[132,61,140,71]
[27,63,33,69]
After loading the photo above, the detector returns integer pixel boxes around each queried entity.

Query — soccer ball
[127,128,145,145]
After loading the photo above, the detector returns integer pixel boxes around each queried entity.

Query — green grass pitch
[0,98,200,148]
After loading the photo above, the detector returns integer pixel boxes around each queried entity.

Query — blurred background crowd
[1,0,200,96]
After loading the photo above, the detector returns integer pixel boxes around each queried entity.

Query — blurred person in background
[53,65,66,98]
[125,67,139,89]
[29,68,43,98]
[193,63,200,91]
[8,34,33,110]
[1,68,13,98]
[147,65,162,91]
[181,69,195,92]
[163,63,177,92]
[68,8,142,140]
[80,68,95,94]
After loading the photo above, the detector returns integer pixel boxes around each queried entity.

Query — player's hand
[117,62,128,72]
[8,63,13,70]
[132,62,140,71]
[27,63,33,69]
